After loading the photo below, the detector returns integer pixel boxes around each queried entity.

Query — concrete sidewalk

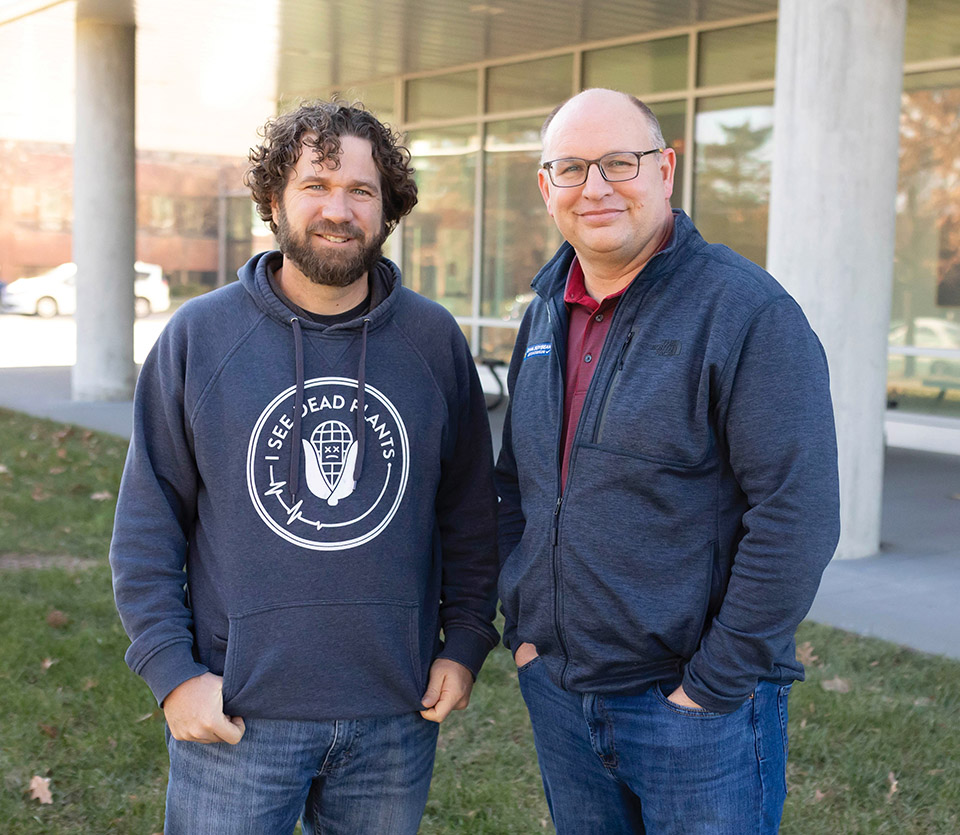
[3,365,959,661]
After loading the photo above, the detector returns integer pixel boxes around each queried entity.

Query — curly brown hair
[244,100,418,234]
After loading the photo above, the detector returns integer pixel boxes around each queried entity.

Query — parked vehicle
[0,262,169,318]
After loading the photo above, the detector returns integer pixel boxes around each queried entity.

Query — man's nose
[320,190,352,223]
[580,162,613,198]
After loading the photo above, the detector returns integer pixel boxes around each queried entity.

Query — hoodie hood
[237,249,401,334]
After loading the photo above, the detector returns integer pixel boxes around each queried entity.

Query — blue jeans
[518,657,790,834]
[164,712,438,834]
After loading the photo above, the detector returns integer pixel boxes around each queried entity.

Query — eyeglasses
[540,149,663,188]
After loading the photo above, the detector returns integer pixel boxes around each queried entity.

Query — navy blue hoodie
[110,252,499,720]
[496,211,840,713]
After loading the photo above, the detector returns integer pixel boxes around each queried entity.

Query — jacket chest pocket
[590,351,713,468]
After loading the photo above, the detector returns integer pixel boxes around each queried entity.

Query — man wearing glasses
[495,88,840,833]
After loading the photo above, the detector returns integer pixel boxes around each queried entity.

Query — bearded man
[109,101,499,834]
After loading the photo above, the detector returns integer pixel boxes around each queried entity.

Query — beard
[275,202,387,288]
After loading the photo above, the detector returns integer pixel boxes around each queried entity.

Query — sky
[0,0,280,157]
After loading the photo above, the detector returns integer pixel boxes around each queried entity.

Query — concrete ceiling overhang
[2,0,779,90]
[273,0,778,91]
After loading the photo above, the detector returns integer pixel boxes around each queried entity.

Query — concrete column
[72,7,136,401]
[767,0,906,558]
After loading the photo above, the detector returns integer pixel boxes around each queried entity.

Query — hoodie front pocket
[221,600,423,720]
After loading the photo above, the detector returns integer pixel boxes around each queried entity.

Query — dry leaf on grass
[28,775,53,804]
[796,641,819,665]
[886,771,899,802]
[56,448,67,459]
[32,486,49,501]
[0,464,9,473]
[41,657,58,671]
[38,724,59,739]
[46,610,69,628]
[820,676,852,694]
[90,490,113,501]
[136,709,164,723]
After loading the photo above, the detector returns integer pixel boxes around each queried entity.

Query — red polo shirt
[559,219,674,491]
[560,258,627,491]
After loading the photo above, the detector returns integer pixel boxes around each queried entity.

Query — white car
[0,262,170,319]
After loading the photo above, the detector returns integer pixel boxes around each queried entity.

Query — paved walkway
[3,365,959,661]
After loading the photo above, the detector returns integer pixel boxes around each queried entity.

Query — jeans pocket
[778,683,792,767]
[516,655,542,675]
[652,681,729,717]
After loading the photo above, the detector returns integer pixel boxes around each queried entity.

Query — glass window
[583,36,688,95]
[486,56,572,113]
[402,126,479,317]
[649,100,687,210]
[905,0,960,64]
[405,71,478,122]
[332,81,396,125]
[693,91,774,269]
[480,326,521,364]
[481,118,563,321]
[697,21,777,87]
[888,70,960,418]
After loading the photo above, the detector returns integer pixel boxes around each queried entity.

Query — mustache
[306,221,365,239]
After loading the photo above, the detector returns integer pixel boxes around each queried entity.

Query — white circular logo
[246,377,409,550]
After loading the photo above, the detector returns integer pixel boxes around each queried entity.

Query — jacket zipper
[546,298,571,685]
[593,330,634,444]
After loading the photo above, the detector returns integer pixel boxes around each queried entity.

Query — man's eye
[558,161,585,175]
[352,188,372,196]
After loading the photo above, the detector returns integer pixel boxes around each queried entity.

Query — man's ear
[538,168,554,218]
[659,148,677,201]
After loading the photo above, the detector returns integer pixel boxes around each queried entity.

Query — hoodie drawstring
[353,318,370,483]
[288,315,369,502]
[289,316,305,503]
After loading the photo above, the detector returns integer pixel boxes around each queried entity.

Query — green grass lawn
[1,408,958,833]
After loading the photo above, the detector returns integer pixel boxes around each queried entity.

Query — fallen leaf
[56,448,67,459]
[90,491,112,501]
[886,771,898,802]
[870,659,880,667]
[913,696,934,707]
[927,768,944,776]
[136,709,163,723]
[46,610,69,628]
[796,641,819,665]
[108,737,118,749]
[28,775,53,804]
[82,678,98,691]
[0,464,8,473]
[813,789,827,803]
[820,676,852,694]
[41,658,58,671]
[38,723,59,739]
[800,718,808,729]
[32,486,49,501]
[48,466,66,475]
